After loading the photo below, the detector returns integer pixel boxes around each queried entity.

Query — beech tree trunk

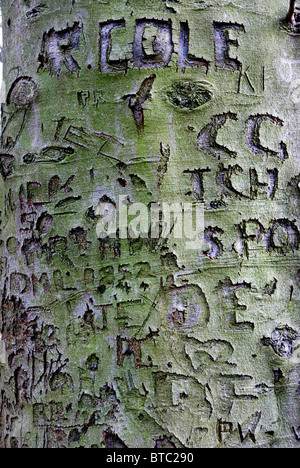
[0,0,299,448]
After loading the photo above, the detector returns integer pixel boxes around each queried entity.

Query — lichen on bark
[0,0,299,448]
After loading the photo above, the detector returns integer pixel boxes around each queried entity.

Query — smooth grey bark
[0,0,299,448]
